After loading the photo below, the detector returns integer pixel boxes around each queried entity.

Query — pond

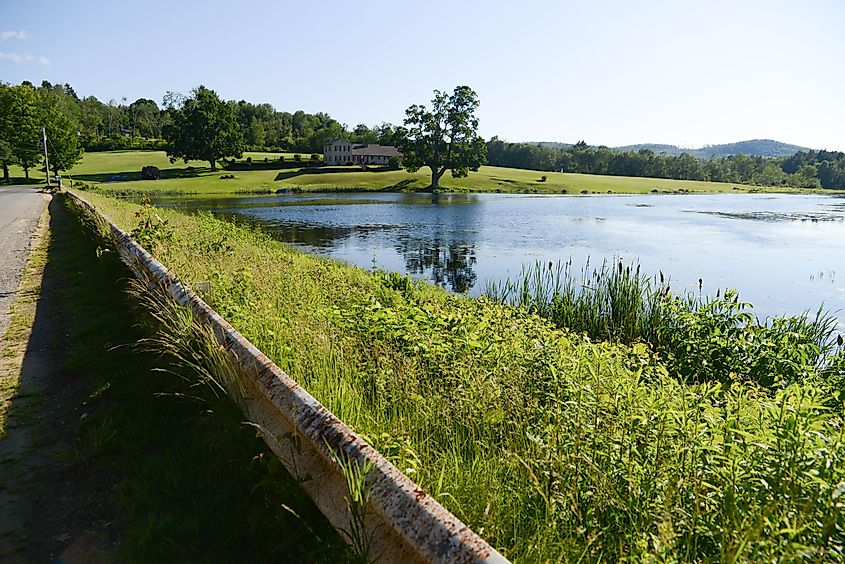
[150,192,845,327]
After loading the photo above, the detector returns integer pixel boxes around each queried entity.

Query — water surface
[151,192,845,326]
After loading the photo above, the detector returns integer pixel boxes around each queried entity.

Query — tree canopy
[0,81,83,181]
[396,86,487,191]
[163,86,244,172]
[486,139,845,189]
[38,83,84,172]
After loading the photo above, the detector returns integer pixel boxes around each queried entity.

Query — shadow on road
[0,196,348,562]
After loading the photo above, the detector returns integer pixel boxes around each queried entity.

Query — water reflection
[392,193,480,292]
[396,236,477,293]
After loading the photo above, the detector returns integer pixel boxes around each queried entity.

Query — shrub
[539,175,547,182]
[293,154,302,162]
[278,156,285,163]
[246,156,252,164]
[141,166,161,180]
[387,156,402,170]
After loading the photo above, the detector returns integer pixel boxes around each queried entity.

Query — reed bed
[486,259,844,389]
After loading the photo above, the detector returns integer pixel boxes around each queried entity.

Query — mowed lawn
[9,150,810,195]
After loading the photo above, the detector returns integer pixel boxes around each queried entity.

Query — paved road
[0,186,49,338]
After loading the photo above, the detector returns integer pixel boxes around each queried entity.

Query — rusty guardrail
[66,190,509,564]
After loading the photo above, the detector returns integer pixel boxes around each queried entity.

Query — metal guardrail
[66,190,509,564]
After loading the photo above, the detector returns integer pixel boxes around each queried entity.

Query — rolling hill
[530,139,812,158]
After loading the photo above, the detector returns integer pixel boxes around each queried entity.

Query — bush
[539,175,547,182]
[293,154,302,162]
[246,156,252,164]
[310,153,320,162]
[278,156,285,163]
[387,156,402,170]
[141,166,161,180]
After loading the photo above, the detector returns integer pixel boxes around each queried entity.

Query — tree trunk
[429,167,445,192]
[209,159,217,172]
[2,162,8,182]
[24,166,29,180]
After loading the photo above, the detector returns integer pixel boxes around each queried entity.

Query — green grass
[32,195,351,560]
[5,149,818,195]
[74,189,845,562]
[271,165,799,194]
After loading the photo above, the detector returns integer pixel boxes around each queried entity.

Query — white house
[323,139,402,166]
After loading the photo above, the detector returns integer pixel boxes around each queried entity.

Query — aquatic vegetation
[485,259,845,390]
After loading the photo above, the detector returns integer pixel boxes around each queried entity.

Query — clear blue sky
[2,0,843,150]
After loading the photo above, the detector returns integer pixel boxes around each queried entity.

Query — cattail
[698,278,703,291]
[659,270,664,284]
[838,334,844,347]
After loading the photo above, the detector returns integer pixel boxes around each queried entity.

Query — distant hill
[691,139,811,158]
[528,139,812,159]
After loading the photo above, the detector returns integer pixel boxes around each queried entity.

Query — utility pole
[42,127,51,187]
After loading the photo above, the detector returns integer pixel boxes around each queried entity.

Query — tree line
[487,139,845,189]
[2,79,843,190]
[17,80,395,154]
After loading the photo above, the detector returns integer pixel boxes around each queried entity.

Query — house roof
[351,144,402,157]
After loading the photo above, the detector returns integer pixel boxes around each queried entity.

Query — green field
[5,150,815,195]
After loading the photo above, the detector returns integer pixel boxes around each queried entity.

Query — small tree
[163,86,244,172]
[396,86,486,191]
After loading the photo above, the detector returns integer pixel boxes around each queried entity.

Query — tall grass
[485,258,673,343]
[486,259,844,388]
[73,191,845,562]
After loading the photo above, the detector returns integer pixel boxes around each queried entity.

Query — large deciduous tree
[163,86,244,172]
[0,83,41,180]
[38,84,84,172]
[396,86,486,191]
[0,84,13,182]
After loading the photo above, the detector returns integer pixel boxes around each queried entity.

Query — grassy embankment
[0,195,349,560]
[7,149,817,195]
[73,188,845,562]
